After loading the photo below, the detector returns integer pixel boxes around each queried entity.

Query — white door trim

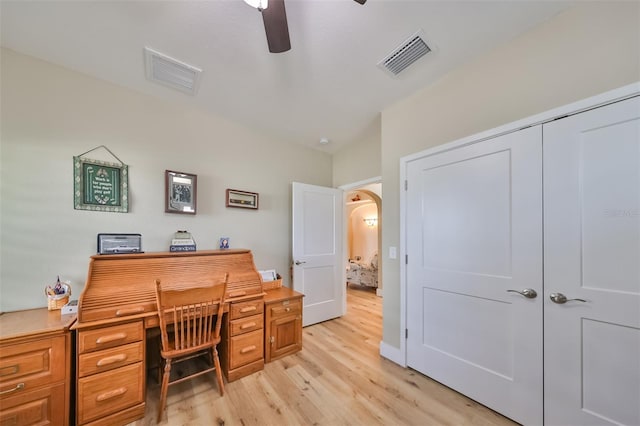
[394,82,640,367]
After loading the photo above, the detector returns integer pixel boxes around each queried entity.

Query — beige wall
[381,2,640,348]
[332,115,381,187]
[0,48,332,312]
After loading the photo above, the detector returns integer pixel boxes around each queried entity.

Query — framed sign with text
[74,155,129,212]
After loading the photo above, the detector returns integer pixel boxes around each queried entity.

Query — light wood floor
[130,285,517,425]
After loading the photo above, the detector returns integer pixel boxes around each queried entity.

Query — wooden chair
[154,274,228,423]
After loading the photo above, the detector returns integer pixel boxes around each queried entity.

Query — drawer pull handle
[96,332,127,345]
[0,382,24,396]
[229,291,247,298]
[116,307,145,317]
[0,365,19,377]
[240,345,257,354]
[285,307,291,312]
[240,322,256,330]
[240,306,257,313]
[96,387,127,402]
[96,354,127,367]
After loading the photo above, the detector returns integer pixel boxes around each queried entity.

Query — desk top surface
[0,308,76,343]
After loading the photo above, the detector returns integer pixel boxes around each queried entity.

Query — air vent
[378,30,431,76]
[144,47,202,95]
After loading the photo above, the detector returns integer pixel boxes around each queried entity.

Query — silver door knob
[549,293,587,304]
[294,260,306,265]
[506,288,538,299]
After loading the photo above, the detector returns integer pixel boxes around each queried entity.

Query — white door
[544,97,640,426]
[292,182,344,326]
[406,126,543,425]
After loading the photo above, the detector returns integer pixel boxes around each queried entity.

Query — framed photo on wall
[165,170,197,214]
[73,156,129,213]
[226,189,258,209]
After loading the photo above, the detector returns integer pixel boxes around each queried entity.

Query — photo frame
[165,170,197,214]
[73,156,129,213]
[226,189,258,210]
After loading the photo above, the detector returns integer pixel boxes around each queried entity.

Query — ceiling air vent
[144,47,202,95]
[378,30,431,77]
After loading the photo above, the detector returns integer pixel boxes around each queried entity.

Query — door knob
[294,260,306,265]
[506,288,537,299]
[549,293,587,304]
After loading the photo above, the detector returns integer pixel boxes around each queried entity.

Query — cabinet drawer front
[269,299,302,318]
[0,337,65,393]
[79,342,144,378]
[78,362,144,425]
[230,300,264,320]
[229,330,263,369]
[230,314,263,336]
[0,382,65,426]
[226,283,263,300]
[79,322,143,354]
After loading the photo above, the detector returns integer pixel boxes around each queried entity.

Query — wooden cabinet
[0,308,75,426]
[264,288,303,363]
[76,321,145,425]
[220,297,264,381]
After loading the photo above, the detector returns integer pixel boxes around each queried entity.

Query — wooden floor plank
[129,285,517,425]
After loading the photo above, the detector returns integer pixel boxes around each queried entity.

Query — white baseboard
[379,341,405,367]
[376,288,383,297]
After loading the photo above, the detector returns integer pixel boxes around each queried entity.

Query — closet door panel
[544,96,640,426]
[406,125,543,426]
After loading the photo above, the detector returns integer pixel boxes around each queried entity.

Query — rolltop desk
[72,249,266,426]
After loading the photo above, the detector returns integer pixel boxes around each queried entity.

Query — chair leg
[158,358,172,423]
[212,347,224,396]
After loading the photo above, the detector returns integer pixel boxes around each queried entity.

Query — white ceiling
[0,0,575,153]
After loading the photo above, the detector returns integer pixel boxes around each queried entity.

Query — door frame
[394,82,640,367]
[339,177,382,313]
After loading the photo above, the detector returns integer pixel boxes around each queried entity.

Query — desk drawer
[0,381,65,426]
[229,330,263,370]
[0,337,65,395]
[79,342,144,378]
[230,300,264,320]
[230,314,263,336]
[77,362,144,425]
[226,283,263,300]
[268,299,302,319]
[79,322,143,354]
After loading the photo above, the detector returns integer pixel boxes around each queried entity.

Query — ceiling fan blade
[261,0,291,53]
[353,0,367,4]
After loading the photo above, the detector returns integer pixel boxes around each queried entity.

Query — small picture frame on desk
[226,189,258,210]
[166,170,197,214]
[219,237,230,249]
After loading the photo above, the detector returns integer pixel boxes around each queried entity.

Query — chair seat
[161,335,221,358]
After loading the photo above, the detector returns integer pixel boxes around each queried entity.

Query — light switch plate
[389,246,397,259]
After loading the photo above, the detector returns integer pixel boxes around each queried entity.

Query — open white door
[292,182,344,326]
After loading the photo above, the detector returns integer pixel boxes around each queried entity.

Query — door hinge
[404,180,408,191]
[405,254,408,264]
[405,328,408,339]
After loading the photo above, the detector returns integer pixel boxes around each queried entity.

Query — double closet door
[406,96,639,425]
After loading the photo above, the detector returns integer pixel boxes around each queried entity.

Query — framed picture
[165,170,197,214]
[219,237,230,249]
[73,156,129,213]
[226,189,258,209]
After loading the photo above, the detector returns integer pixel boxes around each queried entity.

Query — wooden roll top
[77,249,263,325]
